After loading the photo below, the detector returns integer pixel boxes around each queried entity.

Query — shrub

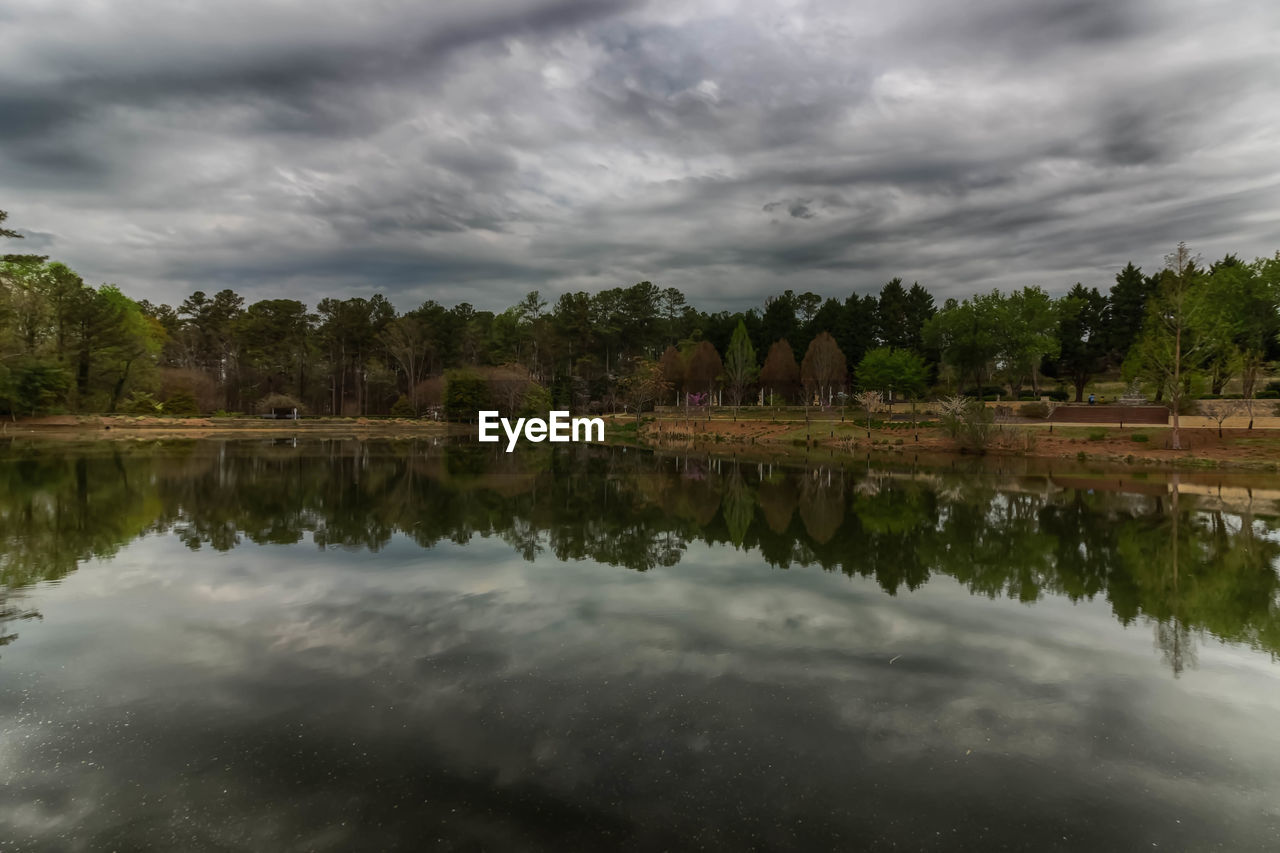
[123,390,162,415]
[1256,390,1280,399]
[1019,402,1050,419]
[941,398,995,451]
[518,383,553,418]
[1,358,71,416]
[444,371,489,421]
[413,376,445,409]
[1087,429,1107,441]
[1131,433,1150,442]
[163,389,199,416]
[390,395,415,418]
[961,385,1006,398]
[159,367,217,413]
[255,393,306,416]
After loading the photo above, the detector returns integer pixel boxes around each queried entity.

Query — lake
[2,439,1280,850]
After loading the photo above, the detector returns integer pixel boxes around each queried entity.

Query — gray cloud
[1,0,1278,310]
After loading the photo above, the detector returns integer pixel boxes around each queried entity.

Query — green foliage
[518,383,552,418]
[1050,283,1109,401]
[620,357,670,420]
[0,358,71,416]
[163,389,199,416]
[923,293,1002,390]
[444,371,489,421]
[1131,433,1150,442]
[1088,429,1108,441]
[856,347,927,402]
[940,398,995,451]
[123,391,162,415]
[723,320,758,409]
[3,205,1279,423]
[961,385,1006,398]
[390,394,416,418]
[1019,402,1050,419]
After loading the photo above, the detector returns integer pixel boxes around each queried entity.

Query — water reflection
[3,439,1279,674]
[4,440,1280,848]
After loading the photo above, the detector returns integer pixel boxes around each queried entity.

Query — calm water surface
[2,439,1280,850]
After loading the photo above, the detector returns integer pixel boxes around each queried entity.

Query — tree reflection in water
[3,438,1280,673]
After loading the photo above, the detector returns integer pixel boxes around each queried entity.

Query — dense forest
[3,209,1279,418]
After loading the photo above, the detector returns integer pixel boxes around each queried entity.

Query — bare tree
[854,390,881,438]
[760,339,800,405]
[489,364,535,416]
[801,331,846,407]
[1210,399,1247,438]
[381,316,431,412]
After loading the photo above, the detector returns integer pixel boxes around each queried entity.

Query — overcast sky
[2,0,1278,312]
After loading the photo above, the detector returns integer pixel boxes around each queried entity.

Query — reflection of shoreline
[2,439,1279,673]
[0,591,40,656]
[644,444,1280,516]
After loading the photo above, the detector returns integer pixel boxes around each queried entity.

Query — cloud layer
[2,0,1278,310]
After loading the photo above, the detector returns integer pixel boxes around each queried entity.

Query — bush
[255,393,306,416]
[1019,402,1050,419]
[961,385,1006,398]
[1131,433,1150,442]
[123,390,162,415]
[941,399,995,451]
[1087,429,1107,441]
[1257,390,1280,399]
[163,389,199,416]
[159,367,217,413]
[444,371,489,421]
[1,358,71,416]
[1264,381,1280,395]
[518,383,553,418]
[390,395,415,418]
[1045,389,1069,402]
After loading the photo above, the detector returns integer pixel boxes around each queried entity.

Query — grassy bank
[603,410,1280,473]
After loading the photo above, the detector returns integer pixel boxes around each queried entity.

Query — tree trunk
[1171,325,1182,450]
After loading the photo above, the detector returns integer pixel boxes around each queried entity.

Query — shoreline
[0,415,454,440]
[3,412,1280,475]
[611,411,1280,474]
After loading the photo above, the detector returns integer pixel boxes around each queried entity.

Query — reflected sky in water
[2,439,1280,849]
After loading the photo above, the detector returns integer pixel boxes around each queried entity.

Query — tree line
[3,210,1278,418]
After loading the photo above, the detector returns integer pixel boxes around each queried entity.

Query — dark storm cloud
[1,0,1277,310]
